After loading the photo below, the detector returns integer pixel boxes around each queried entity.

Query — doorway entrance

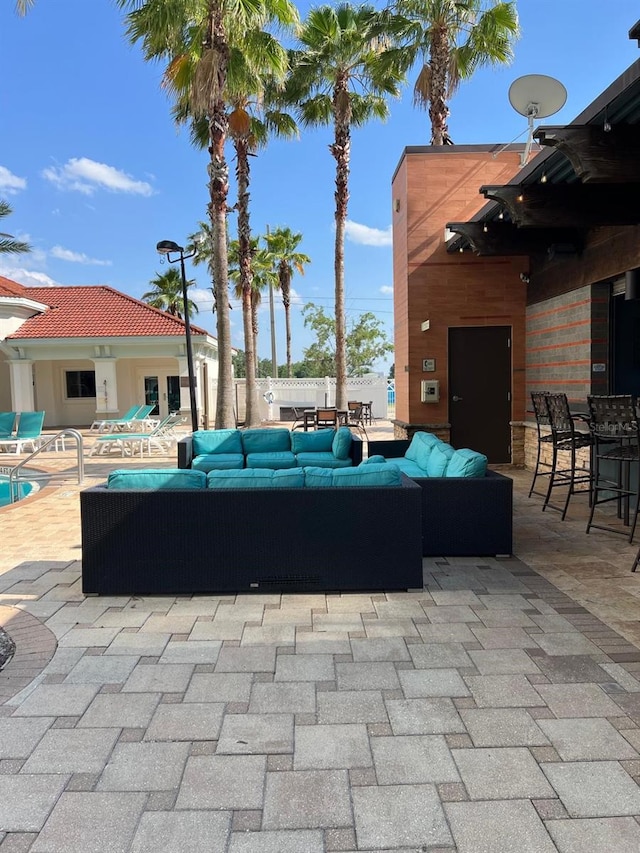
[143,374,180,419]
[448,326,512,463]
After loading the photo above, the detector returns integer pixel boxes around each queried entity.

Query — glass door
[144,376,160,416]
[143,374,181,418]
[166,376,180,414]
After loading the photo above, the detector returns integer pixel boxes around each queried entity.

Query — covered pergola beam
[479,183,640,228]
[445,221,583,257]
[534,124,640,183]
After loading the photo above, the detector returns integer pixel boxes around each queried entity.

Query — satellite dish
[508,74,567,166]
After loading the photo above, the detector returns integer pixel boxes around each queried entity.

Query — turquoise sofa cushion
[241,428,291,454]
[192,429,242,456]
[361,455,386,465]
[192,453,244,472]
[108,469,206,490]
[295,452,352,469]
[303,467,334,488]
[291,429,335,453]
[245,451,296,469]
[390,458,429,478]
[405,431,440,462]
[446,448,488,478]
[426,442,455,477]
[332,427,352,460]
[331,463,402,487]
[207,468,304,489]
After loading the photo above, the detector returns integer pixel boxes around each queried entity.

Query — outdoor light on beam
[156,240,198,433]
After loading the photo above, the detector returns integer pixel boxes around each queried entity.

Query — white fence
[234,376,389,422]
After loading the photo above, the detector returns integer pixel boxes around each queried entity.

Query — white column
[9,361,35,412]
[92,359,119,415]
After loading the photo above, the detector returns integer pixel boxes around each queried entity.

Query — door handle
[452,395,463,402]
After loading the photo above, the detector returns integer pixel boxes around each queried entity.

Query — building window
[65,370,96,399]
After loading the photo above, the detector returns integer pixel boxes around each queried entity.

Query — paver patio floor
[2,423,640,851]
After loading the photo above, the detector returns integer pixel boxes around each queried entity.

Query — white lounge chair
[89,413,184,457]
[0,411,45,454]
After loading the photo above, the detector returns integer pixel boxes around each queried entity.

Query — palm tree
[396,0,519,144]
[265,227,310,378]
[0,201,30,255]
[285,3,406,409]
[229,238,278,367]
[116,0,298,429]
[141,267,198,319]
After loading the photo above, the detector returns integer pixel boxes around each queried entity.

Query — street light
[156,240,198,433]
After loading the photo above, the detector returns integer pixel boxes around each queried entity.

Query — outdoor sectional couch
[177,426,363,472]
[80,464,423,596]
[367,432,513,557]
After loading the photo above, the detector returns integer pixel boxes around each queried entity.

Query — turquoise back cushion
[291,429,335,453]
[332,427,352,460]
[426,442,455,477]
[303,467,334,488]
[245,451,296,469]
[241,428,291,454]
[108,469,206,490]
[446,448,488,478]
[406,431,437,462]
[207,468,304,489]
[331,463,402,487]
[192,429,242,455]
[361,455,386,465]
[192,454,244,472]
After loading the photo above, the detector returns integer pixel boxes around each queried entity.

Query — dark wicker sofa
[367,439,513,557]
[80,474,422,596]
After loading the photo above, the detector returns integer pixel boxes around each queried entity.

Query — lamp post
[156,240,198,433]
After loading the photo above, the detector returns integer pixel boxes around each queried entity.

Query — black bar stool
[586,394,640,543]
[529,392,555,499]
[542,393,592,520]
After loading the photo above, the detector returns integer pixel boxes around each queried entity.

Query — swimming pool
[0,469,43,507]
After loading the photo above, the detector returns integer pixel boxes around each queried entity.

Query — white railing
[8,429,84,503]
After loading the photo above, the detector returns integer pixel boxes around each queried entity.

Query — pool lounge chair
[90,405,144,433]
[0,412,17,440]
[89,413,184,458]
[0,411,45,454]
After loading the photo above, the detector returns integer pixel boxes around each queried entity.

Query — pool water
[0,475,36,508]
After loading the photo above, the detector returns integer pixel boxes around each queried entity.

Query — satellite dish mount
[508,74,567,167]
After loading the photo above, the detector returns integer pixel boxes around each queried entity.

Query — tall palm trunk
[429,25,449,145]
[280,262,293,378]
[208,3,235,429]
[235,137,260,427]
[331,75,350,410]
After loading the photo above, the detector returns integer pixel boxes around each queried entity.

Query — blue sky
[2,1,639,374]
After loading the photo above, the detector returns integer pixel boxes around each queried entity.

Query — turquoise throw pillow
[332,464,402,487]
[107,469,206,490]
[302,466,334,488]
[192,429,242,455]
[446,448,488,478]
[331,426,352,460]
[207,468,304,489]
[241,428,291,454]
[291,429,335,453]
[425,442,455,477]
[360,455,386,465]
[405,431,441,463]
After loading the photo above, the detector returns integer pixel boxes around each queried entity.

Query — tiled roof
[3,282,210,339]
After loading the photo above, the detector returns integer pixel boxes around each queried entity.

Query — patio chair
[0,412,17,440]
[528,392,555,499]
[89,413,184,458]
[541,393,592,520]
[347,402,368,439]
[0,411,45,454]
[90,405,144,433]
[315,408,338,429]
[290,406,308,431]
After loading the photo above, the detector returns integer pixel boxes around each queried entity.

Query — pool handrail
[8,428,84,503]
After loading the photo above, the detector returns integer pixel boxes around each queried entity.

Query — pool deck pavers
[2,424,640,850]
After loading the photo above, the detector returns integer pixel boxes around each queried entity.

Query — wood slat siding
[526,284,609,408]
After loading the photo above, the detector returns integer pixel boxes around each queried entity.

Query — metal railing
[8,429,84,504]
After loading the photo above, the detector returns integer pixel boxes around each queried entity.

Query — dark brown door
[448,326,511,463]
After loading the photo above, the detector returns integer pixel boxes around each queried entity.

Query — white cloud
[345,220,392,247]
[50,245,112,266]
[0,262,60,288]
[0,166,27,195]
[42,157,154,196]
[379,285,393,294]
